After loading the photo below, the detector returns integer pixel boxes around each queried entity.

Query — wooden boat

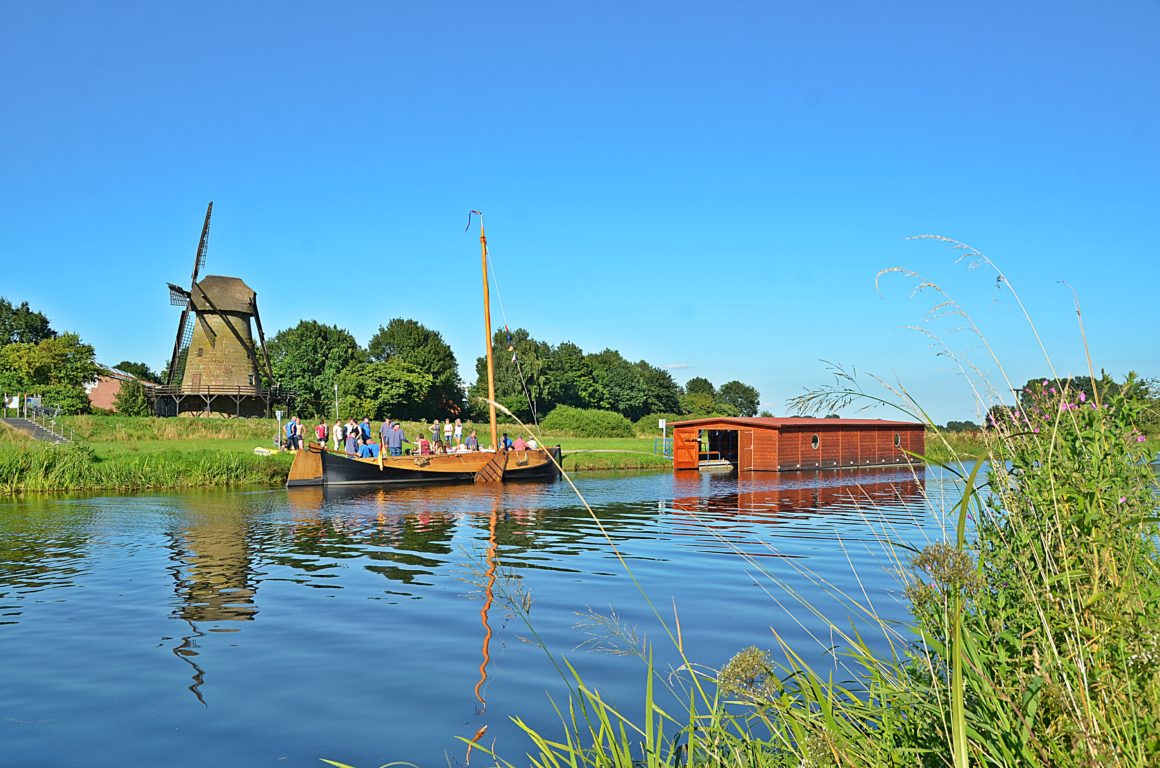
[286,212,561,488]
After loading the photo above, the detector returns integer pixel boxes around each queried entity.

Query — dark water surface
[0,467,956,767]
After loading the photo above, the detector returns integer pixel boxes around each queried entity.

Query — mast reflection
[474,505,499,714]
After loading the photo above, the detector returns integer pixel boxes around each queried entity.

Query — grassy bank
[0,416,674,493]
[4,417,1123,495]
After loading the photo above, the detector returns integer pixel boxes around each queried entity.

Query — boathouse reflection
[669,466,927,520]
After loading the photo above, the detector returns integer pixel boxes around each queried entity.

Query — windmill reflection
[166,500,258,705]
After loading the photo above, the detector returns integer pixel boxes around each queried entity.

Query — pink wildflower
[1033,428,1040,433]
[1137,435,1147,443]
[1078,391,1086,403]
[1042,380,1048,386]
[1050,387,1056,395]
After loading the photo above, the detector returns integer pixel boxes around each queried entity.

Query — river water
[0,466,958,767]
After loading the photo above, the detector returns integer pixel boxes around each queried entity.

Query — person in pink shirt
[512,435,528,451]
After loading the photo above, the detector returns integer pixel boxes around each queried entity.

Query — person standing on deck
[332,418,343,451]
[346,417,359,445]
[359,418,372,444]
[512,435,528,451]
[379,418,392,445]
[385,423,408,456]
[442,418,453,446]
[314,419,328,446]
[453,418,463,447]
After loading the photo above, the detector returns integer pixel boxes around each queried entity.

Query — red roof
[669,416,922,429]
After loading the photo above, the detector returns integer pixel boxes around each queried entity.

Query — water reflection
[670,466,925,517]
[0,502,93,626]
[0,472,948,767]
[666,466,928,557]
[165,497,260,704]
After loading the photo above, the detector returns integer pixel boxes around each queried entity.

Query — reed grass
[430,240,1160,768]
[0,441,291,494]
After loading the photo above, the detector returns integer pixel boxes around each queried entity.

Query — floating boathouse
[670,417,924,472]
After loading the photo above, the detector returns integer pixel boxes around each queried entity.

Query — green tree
[368,319,463,413]
[0,297,55,345]
[268,321,365,418]
[679,391,719,416]
[684,376,716,397]
[635,361,681,415]
[469,327,555,421]
[336,359,434,422]
[0,332,99,390]
[113,379,152,416]
[36,384,91,414]
[547,341,605,410]
[587,349,648,420]
[717,380,760,417]
[943,419,980,432]
[114,360,162,384]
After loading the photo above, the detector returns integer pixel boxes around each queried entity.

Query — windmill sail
[192,202,212,282]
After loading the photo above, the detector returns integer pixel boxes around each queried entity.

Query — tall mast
[477,212,499,451]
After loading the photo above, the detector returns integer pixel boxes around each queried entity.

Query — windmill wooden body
[153,203,283,417]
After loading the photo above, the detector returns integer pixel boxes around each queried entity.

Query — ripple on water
[0,466,953,767]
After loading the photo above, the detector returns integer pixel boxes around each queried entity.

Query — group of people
[284,415,538,460]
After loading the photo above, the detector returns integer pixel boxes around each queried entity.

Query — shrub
[112,379,152,416]
[541,405,633,437]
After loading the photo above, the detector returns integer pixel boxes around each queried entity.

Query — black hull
[286,446,562,488]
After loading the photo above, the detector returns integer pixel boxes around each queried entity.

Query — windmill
[160,203,278,417]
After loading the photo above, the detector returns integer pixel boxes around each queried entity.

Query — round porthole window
[894,433,901,447]
[811,434,820,450]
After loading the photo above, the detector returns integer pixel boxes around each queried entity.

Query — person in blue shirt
[359,418,372,444]
[357,441,380,459]
[385,423,410,456]
[501,432,513,451]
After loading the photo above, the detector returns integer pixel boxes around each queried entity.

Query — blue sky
[2,2,1157,424]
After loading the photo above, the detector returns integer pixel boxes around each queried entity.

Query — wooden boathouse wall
[670,417,924,472]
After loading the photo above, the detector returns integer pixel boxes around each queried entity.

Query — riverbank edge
[0,443,988,495]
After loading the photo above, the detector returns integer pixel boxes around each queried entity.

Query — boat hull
[286,444,561,488]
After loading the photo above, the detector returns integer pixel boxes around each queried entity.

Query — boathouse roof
[669,417,922,429]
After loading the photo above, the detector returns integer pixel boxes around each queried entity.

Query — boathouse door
[673,429,700,470]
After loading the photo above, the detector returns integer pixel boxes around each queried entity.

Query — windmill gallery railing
[148,384,293,418]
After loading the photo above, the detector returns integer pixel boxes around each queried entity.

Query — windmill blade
[168,283,192,307]
[167,308,192,387]
[190,201,213,286]
[251,296,276,384]
[196,311,217,347]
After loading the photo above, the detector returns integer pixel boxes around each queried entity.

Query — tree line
[267,318,763,423]
[4,296,1156,434]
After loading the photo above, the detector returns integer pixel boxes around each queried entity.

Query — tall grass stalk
[445,243,1160,768]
